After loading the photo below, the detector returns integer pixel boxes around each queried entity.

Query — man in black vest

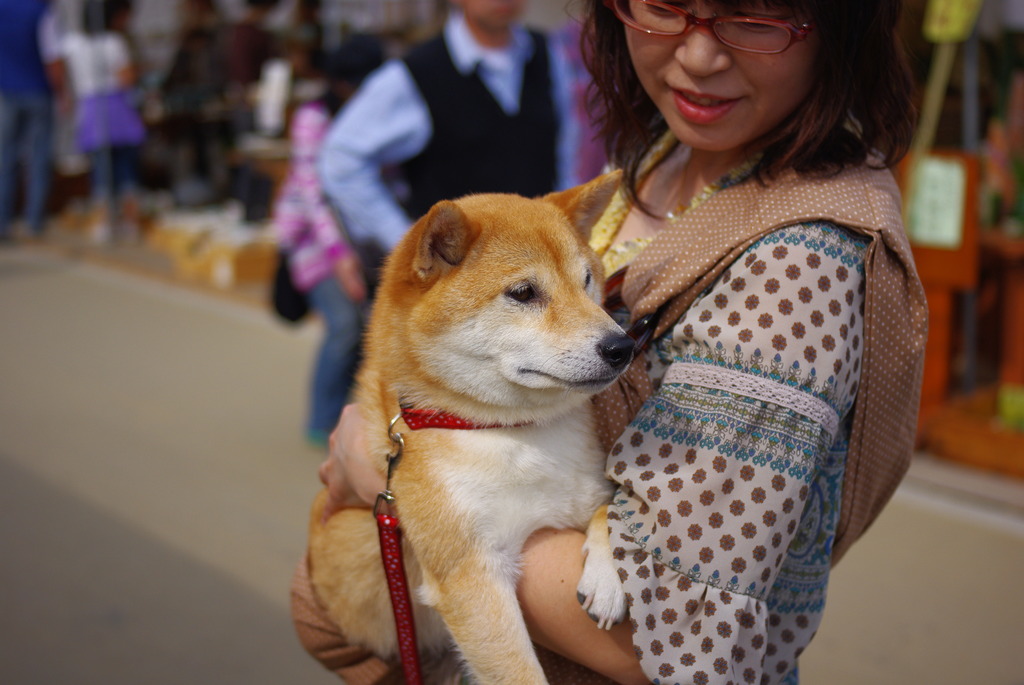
[318,0,580,260]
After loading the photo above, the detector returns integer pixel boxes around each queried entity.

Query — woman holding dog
[293,0,926,683]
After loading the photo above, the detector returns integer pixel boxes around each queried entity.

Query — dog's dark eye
[506,284,538,303]
[584,270,593,290]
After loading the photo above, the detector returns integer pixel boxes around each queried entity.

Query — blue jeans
[90,145,140,204]
[0,92,54,236]
[305,276,364,436]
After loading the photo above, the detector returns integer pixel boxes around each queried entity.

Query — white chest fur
[427,411,612,555]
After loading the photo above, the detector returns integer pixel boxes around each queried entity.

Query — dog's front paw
[576,545,627,630]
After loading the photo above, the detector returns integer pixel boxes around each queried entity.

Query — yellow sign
[923,0,984,42]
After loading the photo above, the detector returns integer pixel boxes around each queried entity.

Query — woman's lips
[672,89,738,125]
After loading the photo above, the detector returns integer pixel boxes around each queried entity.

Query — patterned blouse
[595,143,868,685]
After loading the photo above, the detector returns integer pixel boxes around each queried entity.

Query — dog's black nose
[598,333,636,370]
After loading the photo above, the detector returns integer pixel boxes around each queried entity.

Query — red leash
[375,407,532,683]
[375,413,423,685]
[375,496,423,685]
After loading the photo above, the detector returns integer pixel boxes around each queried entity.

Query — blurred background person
[63,0,146,243]
[550,14,607,183]
[224,0,280,136]
[161,0,228,207]
[0,0,65,242]
[225,0,279,88]
[318,0,580,262]
[281,0,324,82]
[272,34,385,448]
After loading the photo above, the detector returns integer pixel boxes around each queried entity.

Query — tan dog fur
[307,172,631,684]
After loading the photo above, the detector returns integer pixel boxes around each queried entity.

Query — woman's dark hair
[582,0,916,208]
[83,0,132,35]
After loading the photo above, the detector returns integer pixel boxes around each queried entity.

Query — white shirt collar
[444,9,534,77]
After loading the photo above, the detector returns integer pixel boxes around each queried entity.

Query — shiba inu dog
[307,172,632,684]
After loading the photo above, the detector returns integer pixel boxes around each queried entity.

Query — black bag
[271,250,310,323]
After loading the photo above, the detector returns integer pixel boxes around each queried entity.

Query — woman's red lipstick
[673,88,738,125]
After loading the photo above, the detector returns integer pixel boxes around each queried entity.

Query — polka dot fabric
[671,224,868,423]
[593,135,927,564]
[590,134,927,683]
[607,223,866,684]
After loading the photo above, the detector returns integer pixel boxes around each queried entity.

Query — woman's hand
[333,252,368,304]
[318,403,386,521]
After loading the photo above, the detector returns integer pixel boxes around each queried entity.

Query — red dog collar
[400,406,531,431]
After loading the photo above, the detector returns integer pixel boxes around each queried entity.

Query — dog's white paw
[576,545,627,630]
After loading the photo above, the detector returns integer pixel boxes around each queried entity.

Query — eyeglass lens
[614,0,794,53]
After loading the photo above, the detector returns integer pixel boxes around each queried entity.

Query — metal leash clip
[372,412,422,684]
[373,412,405,518]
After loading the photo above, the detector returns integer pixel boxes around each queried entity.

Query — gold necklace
[665,170,706,226]
[665,155,762,226]
[663,147,695,225]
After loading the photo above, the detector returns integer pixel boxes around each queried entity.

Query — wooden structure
[901,150,981,426]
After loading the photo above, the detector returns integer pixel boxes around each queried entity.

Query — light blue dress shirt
[318,10,580,251]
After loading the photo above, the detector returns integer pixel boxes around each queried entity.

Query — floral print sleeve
[606,222,869,685]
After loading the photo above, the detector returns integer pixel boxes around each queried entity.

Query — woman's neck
[614,143,753,245]
[684,147,748,198]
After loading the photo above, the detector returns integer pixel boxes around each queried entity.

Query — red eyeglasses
[605,0,814,54]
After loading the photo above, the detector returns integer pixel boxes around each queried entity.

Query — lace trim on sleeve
[664,361,840,440]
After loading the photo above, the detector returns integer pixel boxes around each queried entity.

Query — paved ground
[1,244,1023,684]
[0,247,335,684]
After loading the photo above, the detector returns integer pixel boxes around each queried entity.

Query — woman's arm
[110,34,136,89]
[319,404,646,681]
[597,222,869,684]
[519,528,647,685]
[288,104,368,304]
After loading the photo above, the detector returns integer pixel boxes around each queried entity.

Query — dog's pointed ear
[542,170,622,241]
[413,200,476,280]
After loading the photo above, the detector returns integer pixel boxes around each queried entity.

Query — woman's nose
[674,23,733,77]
